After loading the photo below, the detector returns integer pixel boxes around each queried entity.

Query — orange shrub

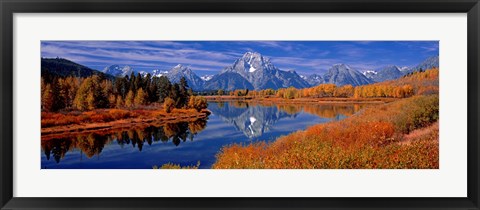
[213,94,439,169]
[108,109,132,120]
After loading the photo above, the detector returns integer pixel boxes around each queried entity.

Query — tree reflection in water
[41,118,207,163]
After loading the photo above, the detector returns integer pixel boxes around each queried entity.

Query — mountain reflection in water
[41,102,368,169]
[208,101,364,138]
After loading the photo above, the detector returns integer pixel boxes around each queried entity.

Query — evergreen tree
[50,78,64,111]
[170,83,181,108]
[157,76,172,103]
[129,72,137,94]
[144,73,152,102]
[134,73,142,94]
[178,77,190,108]
[149,77,160,103]
[114,77,126,97]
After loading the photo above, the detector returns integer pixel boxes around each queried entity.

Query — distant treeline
[41,72,206,112]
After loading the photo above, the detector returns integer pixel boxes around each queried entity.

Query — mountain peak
[243,51,262,57]
[166,64,203,90]
[209,51,309,90]
[171,64,191,73]
[102,64,134,77]
[368,65,403,82]
[237,51,271,73]
[332,63,351,70]
[324,64,371,86]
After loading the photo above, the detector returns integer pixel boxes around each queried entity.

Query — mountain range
[102,65,134,77]
[205,52,310,90]
[404,56,440,74]
[42,53,439,91]
[361,56,439,82]
[364,65,404,83]
[322,64,372,86]
[166,64,205,89]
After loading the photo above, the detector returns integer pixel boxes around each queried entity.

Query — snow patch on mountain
[152,69,169,77]
[200,75,214,81]
[102,65,134,77]
[362,70,377,76]
[399,66,410,72]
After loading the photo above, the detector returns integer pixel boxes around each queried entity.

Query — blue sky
[41,41,439,76]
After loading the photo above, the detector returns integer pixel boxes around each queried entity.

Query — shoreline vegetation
[213,94,439,169]
[204,96,397,104]
[41,70,209,139]
[42,67,439,169]
[41,108,210,140]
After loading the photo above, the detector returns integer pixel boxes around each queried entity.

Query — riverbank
[204,95,397,104]
[41,108,210,139]
[213,95,439,169]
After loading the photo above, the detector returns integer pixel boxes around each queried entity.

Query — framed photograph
[1,0,479,209]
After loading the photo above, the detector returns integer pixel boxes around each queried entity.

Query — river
[41,101,369,169]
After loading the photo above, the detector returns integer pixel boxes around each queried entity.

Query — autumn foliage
[41,72,194,112]
[188,96,208,111]
[41,107,207,128]
[213,95,439,169]
[243,68,439,100]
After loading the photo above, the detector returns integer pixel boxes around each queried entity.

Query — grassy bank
[213,95,439,169]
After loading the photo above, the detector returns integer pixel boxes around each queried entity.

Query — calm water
[41,102,368,169]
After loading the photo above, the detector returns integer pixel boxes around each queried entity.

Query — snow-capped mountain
[322,64,372,86]
[102,65,134,77]
[100,54,439,91]
[200,75,214,81]
[166,64,204,90]
[368,65,403,82]
[205,52,309,90]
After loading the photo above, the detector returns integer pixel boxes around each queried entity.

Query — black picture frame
[1,0,479,209]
